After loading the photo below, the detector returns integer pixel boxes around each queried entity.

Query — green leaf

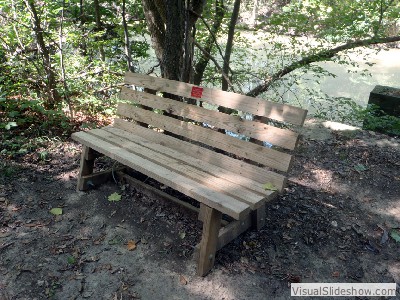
[67,256,76,264]
[263,182,278,191]
[390,229,400,243]
[5,122,17,130]
[50,208,63,215]
[108,192,121,202]
[354,164,368,172]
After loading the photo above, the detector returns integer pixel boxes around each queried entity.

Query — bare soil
[1,124,400,300]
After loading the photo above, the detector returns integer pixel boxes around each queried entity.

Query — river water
[234,33,400,118]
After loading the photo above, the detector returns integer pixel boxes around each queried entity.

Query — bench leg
[197,204,222,276]
[251,204,266,230]
[77,146,95,191]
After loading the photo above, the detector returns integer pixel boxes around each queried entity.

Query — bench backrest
[116,72,307,192]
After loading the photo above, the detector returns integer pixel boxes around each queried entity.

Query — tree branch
[247,35,400,97]
[194,41,239,93]
[192,1,225,85]
[189,7,227,73]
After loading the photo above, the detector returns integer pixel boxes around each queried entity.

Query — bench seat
[73,126,277,220]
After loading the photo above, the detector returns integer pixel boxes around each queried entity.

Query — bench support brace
[251,204,266,230]
[77,146,95,191]
[77,146,114,191]
[197,204,222,276]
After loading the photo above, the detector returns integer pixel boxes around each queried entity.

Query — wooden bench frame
[72,72,307,276]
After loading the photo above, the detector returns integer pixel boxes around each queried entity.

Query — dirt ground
[1,121,400,300]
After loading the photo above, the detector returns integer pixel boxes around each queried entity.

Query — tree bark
[142,0,205,82]
[163,0,185,81]
[141,0,166,72]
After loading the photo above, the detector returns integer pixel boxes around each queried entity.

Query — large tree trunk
[142,0,205,82]
[25,0,61,110]
[163,1,185,81]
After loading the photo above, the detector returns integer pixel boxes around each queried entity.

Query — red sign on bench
[191,86,204,98]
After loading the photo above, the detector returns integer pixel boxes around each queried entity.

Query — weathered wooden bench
[72,72,307,276]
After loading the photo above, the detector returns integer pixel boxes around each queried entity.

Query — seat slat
[124,72,308,126]
[114,118,287,192]
[117,103,293,173]
[103,126,276,201]
[71,131,250,219]
[89,129,269,209]
[120,87,299,150]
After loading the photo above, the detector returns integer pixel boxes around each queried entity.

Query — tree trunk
[93,0,105,61]
[252,0,259,28]
[163,0,185,81]
[59,0,73,118]
[122,0,134,72]
[221,0,240,91]
[79,0,87,56]
[25,0,61,110]
[141,0,166,72]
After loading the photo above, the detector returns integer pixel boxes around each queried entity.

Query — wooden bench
[72,72,308,276]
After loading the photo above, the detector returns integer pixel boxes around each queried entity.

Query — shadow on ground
[0,127,399,299]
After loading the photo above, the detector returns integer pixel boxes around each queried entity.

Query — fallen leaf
[127,240,137,251]
[263,182,278,191]
[179,232,186,239]
[179,275,188,285]
[390,229,400,243]
[332,271,340,277]
[108,192,121,202]
[50,208,63,215]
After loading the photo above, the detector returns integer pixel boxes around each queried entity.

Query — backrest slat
[117,103,293,173]
[120,87,299,150]
[124,72,308,126]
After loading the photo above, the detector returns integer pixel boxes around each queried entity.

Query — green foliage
[362,105,400,136]
[267,0,400,41]
[0,162,19,179]
[0,0,149,126]
[0,96,71,134]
